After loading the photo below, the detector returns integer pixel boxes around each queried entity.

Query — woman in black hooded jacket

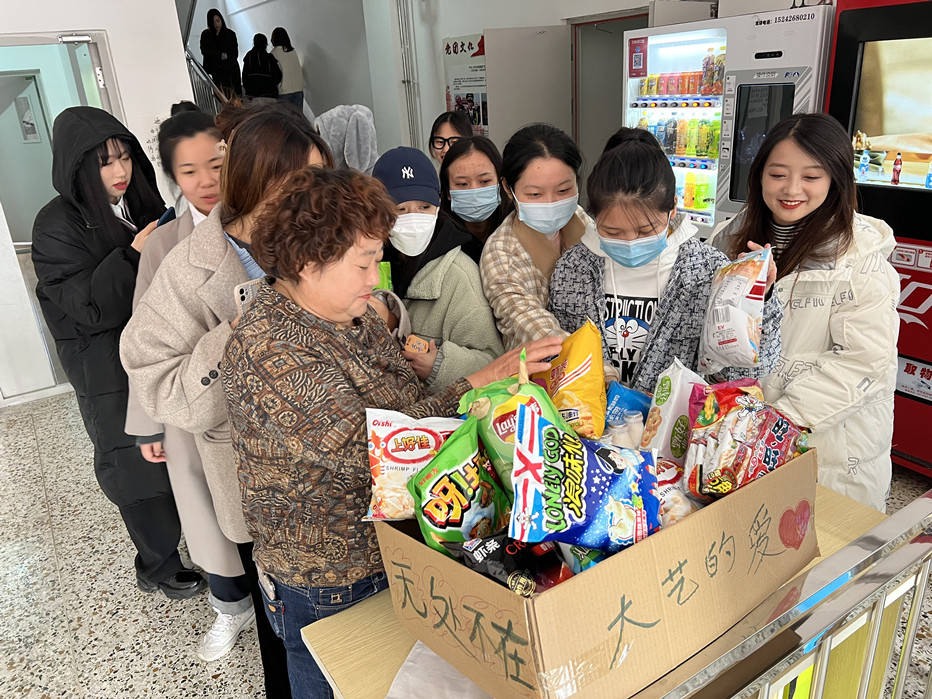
[31,106,204,599]
[200,9,242,97]
[242,33,282,99]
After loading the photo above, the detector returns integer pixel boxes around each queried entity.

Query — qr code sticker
[632,52,643,70]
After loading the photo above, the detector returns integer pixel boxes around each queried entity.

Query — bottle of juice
[664,115,678,155]
[695,177,710,210]
[684,172,697,209]
[667,73,681,95]
[676,117,689,156]
[638,113,650,130]
[647,74,660,95]
[713,47,726,95]
[689,71,702,95]
[686,119,700,157]
[701,48,715,95]
[678,72,691,96]
[709,119,721,156]
[638,77,648,97]
[697,120,711,158]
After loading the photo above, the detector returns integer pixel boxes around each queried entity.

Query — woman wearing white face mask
[479,123,593,350]
[372,147,504,391]
[439,136,513,264]
[549,128,782,393]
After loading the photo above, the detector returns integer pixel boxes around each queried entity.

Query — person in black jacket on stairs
[31,106,205,600]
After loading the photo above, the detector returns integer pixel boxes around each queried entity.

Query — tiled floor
[0,391,929,697]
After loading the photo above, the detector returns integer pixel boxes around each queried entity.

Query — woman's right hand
[131,220,159,252]
[139,441,166,463]
[466,335,564,388]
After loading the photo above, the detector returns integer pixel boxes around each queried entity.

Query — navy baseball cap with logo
[372,146,440,207]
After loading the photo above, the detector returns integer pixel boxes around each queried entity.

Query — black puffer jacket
[31,107,163,398]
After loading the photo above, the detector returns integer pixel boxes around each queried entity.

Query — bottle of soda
[686,119,700,157]
[676,117,689,156]
[892,153,903,185]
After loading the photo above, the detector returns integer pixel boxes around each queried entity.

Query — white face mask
[390,212,437,257]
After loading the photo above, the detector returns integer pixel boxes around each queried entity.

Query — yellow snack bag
[532,319,606,438]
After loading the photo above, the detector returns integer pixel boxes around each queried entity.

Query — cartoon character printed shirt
[603,260,660,385]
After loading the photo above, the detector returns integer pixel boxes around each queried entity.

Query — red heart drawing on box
[779,500,811,550]
[766,585,801,623]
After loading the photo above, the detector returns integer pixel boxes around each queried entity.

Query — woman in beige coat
[121,102,332,695]
[123,108,256,663]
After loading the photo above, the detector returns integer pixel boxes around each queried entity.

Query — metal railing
[642,490,932,698]
[184,50,226,117]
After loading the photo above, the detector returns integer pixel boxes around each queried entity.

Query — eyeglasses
[430,136,462,151]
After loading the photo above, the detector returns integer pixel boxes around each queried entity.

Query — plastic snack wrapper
[442,531,574,597]
[458,351,571,494]
[605,382,652,425]
[639,358,707,466]
[556,542,607,574]
[364,409,463,520]
[684,380,809,499]
[699,247,771,373]
[408,417,512,556]
[404,335,430,354]
[510,401,661,552]
[531,319,606,439]
[655,458,701,528]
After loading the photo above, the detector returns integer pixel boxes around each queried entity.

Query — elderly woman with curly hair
[221,166,560,698]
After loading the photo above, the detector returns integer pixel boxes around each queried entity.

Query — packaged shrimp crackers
[364,409,463,520]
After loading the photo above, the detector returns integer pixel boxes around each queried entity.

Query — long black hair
[439,135,513,233]
[727,113,855,279]
[587,127,675,223]
[158,107,221,182]
[271,27,293,51]
[75,137,164,239]
[501,123,582,192]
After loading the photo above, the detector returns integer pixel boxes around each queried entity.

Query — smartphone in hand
[157,206,176,227]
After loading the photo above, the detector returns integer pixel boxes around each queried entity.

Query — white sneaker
[196,607,256,662]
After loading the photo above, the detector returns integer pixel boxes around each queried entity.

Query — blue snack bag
[511,402,662,552]
[605,381,652,426]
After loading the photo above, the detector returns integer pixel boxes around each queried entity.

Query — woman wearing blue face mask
[480,124,593,350]
[439,136,513,264]
[549,127,782,393]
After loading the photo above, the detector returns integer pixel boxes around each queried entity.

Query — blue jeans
[260,571,388,698]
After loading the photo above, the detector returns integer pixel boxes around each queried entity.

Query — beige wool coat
[120,206,251,543]
[124,209,245,576]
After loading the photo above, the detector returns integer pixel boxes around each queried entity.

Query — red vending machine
[826,0,932,477]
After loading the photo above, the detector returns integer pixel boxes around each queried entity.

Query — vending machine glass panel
[729,83,796,203]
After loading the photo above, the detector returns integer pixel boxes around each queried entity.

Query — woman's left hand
[747,242,778,292]
[403,340,438,380]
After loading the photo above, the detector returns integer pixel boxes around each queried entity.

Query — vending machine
[826,0,932,478]
[623,6,833,237]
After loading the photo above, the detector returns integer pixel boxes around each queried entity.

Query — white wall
[223,0,374,117]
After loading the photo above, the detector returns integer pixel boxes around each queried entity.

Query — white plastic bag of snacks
[364,409,463,520]
[639,358,706,467]
[699,247,771,373]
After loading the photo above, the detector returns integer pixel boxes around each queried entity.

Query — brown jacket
[120,206,250,543]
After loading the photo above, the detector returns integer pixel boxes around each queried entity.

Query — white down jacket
[713,213,900,511]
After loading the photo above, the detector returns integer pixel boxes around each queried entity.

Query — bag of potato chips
[532,319,606,439]
[364,409,463,520]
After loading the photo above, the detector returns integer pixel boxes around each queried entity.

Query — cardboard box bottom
[376,449,819,698]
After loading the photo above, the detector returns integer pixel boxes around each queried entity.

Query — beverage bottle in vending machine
[678,72,691,96]
[667,73,681,95]
[857,151,870,182]
[654,119,667,147]
[664,115,678,155]
[647,74,660,95]
[638,114,650,130]
[684,172,697,209]
[892,153,903,185]
[638,77,648,97]
[713,47,726,95]
[686,119,700,157]
[697,120,711,158]
[701,48,715,95]
[709,120,721,157]
[695,177,711,210]
[676,117,689,156]
[925,161,932,189]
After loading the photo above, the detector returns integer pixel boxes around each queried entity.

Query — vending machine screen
[729,83,795,203]
[852,37,932,192]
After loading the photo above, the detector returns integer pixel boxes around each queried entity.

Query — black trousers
[238,541,292,699]
[75,391,185,583]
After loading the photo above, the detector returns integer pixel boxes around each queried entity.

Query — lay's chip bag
[458,353,570,495]
[532,319,606,439]
[407,417,511,556]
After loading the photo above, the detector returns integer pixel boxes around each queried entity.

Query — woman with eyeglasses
[427,110,473,164]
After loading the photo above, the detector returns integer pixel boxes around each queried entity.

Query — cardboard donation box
[375,450,819,698]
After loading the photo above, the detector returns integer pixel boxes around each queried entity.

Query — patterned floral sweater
[222,281,470,588]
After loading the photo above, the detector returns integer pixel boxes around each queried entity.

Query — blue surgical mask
[450,184,501,223]
[598,216,672,268]
[515,193,579,238]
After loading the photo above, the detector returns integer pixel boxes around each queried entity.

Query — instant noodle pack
[371,354,820,697]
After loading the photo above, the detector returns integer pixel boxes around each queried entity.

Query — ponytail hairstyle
[157,107,221,182]
[439,135,513,230]
[586,127,675,226]
[728,113,855,279]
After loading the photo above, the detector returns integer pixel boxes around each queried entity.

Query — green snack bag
[457,349,570,494]
[374,261,393,291]
[408,417,511,556]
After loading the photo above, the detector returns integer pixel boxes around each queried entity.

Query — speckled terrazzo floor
[0,391,929,698]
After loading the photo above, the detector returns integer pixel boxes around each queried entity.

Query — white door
[484,25,572,150]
